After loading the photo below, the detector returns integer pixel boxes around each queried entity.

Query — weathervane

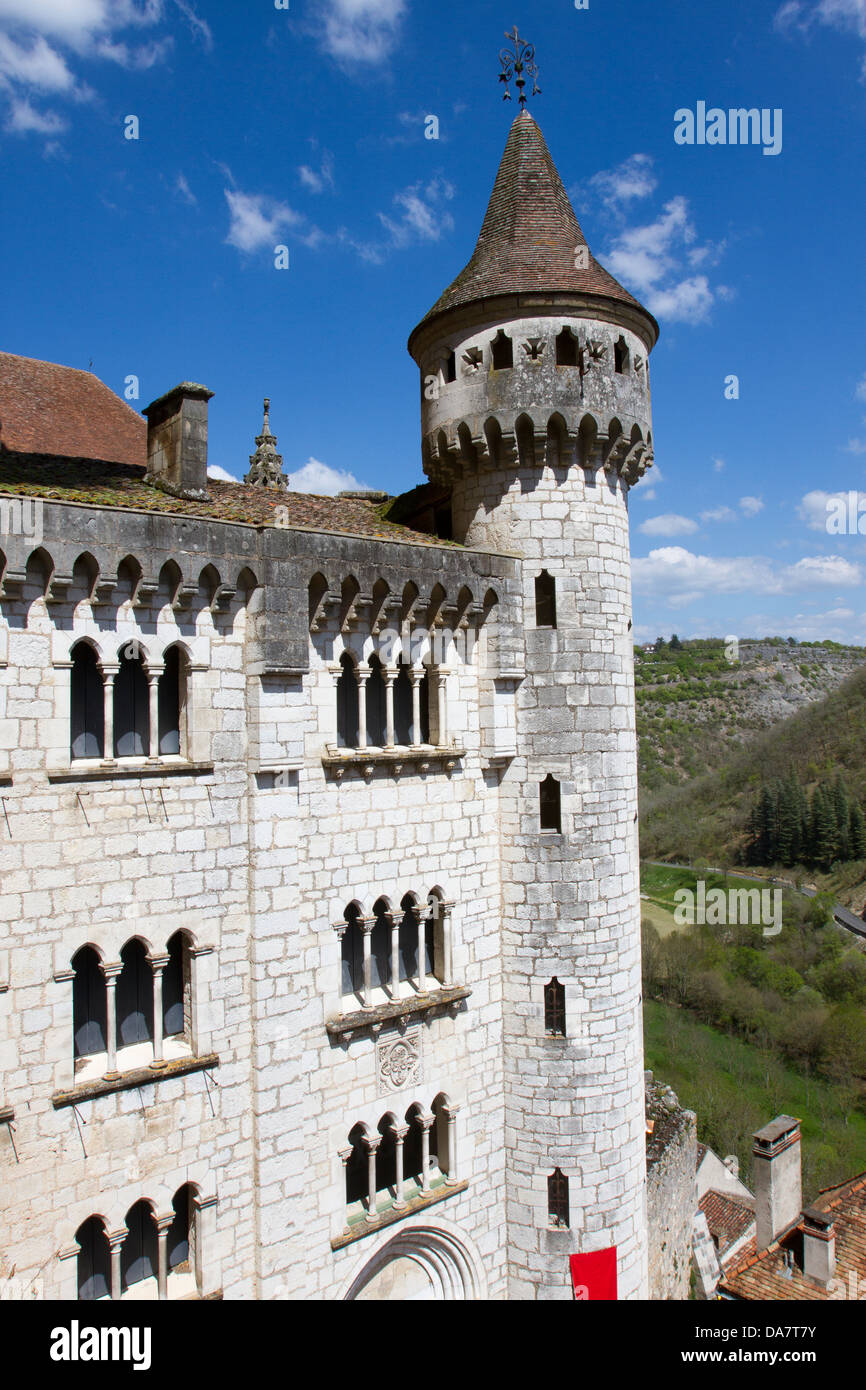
[498,26,541,109]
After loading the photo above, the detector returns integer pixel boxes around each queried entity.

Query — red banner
[570,1248,618,1300]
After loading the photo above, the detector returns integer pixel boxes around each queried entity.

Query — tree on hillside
[850,803,866,859]
[670,633,683,651]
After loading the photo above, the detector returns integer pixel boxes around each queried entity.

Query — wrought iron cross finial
[498,25,541,109]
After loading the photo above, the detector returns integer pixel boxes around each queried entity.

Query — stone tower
[408,109,657,1299]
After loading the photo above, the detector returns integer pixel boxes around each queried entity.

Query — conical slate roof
[411,109,656,342]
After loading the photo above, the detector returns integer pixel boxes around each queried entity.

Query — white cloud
[319,0,405,63]
[298,150,335,194]
[225,189,302,252]
[4,94,67,131]
[175,171,196,205]
[634,546,862,604]
[602,196,726,325]
[341,177,455,263]
[0,0,208,135]
[845,437,866,454]
[588,153,657,210]
[638,513,698,537]
[700,505,738,523]
[775,1,866,75]
[0,32,75,89]
[798,488,866,529]
[739,496,764,516]
[207,464,237,482]
[287,458,371,496]
[713,457,725,472]
[855,373,866,401]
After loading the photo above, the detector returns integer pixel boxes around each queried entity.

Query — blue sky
[1,0,866,645]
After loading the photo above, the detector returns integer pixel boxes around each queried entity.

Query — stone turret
[409,109,657,1299]
[245,397,288,490]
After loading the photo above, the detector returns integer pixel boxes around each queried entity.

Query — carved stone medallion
[377,1028,421,1095]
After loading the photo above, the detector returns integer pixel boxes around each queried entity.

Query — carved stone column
[149,953,170,1067]
[391,1122,410,1209]
[101,961,123,1078]
[362,1133,381,1222]
[155,1212,174,1299]
[361,918,374,1009]
[418,1111,435,1194]
[383,910,398,998]
[107,1226,128,1300]
[443,1102,461,1184]
[101,664,118,761]
[384,667,397,748]
[440,901,455,988]
[413,906,426,994]
[409,666,424,746]
[146,663,164,762]
[436,666,449,745]
[355,670,369,750]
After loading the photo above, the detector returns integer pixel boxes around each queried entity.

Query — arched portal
[341,1223,485,1302]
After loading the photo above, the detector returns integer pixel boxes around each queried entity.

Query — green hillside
[639,665,866,907]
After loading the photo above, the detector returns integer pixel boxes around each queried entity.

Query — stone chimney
[800,1206,836,1287]
[753,1116,802,1251]
[143,382,213,501]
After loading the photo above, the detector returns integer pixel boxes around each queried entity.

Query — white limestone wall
[244,624,509,1299]
[0,591,257,1299]
[463,459,647,1299]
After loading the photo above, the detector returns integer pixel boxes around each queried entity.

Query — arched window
[491,330,513,370]
[163,931,191,1044]
[70,643,104,759]
[535,571,557,628]
[116,939,153,1048]
[544,978,566,1036]
[555,327,579,367]
[614,335,629,374]
[158,646,182,755]
[366,656,387,747]
[337,653,359,748]
[341,903,364,1000]
[72,946,107,1064]
[345,1123,370,1208]
[167,1184,194,1280]
[121,1201,158,1294]
[398,894,434,986]
[540,775,562,833]
[548,1169,570,1228]
[114,646,149,756]
[376,1113,398,1198]
[370,898,392,991]
[431,1094,449,1179]
[403,1105,424,1191]
[76,1216,110,1301]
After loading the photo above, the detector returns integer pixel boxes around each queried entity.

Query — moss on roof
[0,452,461,547]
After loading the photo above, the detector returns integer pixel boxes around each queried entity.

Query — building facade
[0,109,657,1301]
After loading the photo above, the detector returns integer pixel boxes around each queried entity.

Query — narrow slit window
[491,330,513,370]
[548,1169,570,1228]
[555,328,578,367]
[540,775,562,833]
[614,336,628,375]
[544,978,566,1036]
[535,571,557,629]
[444,350,457,383]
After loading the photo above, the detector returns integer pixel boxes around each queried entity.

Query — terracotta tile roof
[0,351,146,467]
[0,453,455,547]
[699,1190,755,1255]
[411,111,658,343]
[721,1172,866,1300]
